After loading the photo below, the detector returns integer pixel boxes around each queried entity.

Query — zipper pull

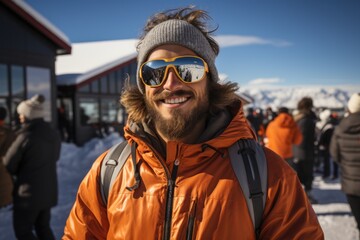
[171,159,180,183]
[174,159,180,166]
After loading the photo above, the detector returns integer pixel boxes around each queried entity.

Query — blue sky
[26,0,360,87]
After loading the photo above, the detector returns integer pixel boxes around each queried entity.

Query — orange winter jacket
[63,104,323,240]
[265,113,303,159]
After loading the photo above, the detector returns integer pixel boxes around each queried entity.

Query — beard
[145,89,209,141]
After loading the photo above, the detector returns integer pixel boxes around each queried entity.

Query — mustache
[152,90,194,101]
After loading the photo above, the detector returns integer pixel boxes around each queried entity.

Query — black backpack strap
[100,141,131,205]
[228,139,267,239]
[125,142,141,191]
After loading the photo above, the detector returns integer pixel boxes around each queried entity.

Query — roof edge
[57,53,137,86]
[3,0,72,55]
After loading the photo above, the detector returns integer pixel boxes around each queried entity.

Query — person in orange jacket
[265,107,303,169]
[63,7,324,240]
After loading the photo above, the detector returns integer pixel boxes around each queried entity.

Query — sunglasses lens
[141,61,167,86]
[141,57,206,86]
[174,57,206,83]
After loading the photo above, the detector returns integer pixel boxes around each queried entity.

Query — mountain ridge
[238,85,360,110]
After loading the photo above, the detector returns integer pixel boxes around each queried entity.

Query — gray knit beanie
[136,19,219,94]
[17,94,45,120]
[347,93,360,113]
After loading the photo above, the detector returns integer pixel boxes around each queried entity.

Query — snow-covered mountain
[238,85,360,110]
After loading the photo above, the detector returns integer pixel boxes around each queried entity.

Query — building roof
[2,0,71,55]
[56,39,138,86]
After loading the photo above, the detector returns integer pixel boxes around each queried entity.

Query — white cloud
[248,77,284,85]
[214,35,292,48]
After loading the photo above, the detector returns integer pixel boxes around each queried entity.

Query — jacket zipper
[163,159,180,240]
[126,130,180,239]
[186,200,197,240]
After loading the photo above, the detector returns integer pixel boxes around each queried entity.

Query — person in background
[63,7,323,239]
[3,94,61,240]
[263,106,277,130]
[330,93,360,236]
[316,108,338,179]
[246,107,265,144]
[265,107,302,169]
[293,97,318,204]
[57,101,72,142]
[0,106,16,208]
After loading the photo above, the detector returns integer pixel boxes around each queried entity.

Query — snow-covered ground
[0,132,358,239]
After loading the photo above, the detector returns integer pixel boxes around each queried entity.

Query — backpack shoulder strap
[228,138,267,238]
[100,140,131,205]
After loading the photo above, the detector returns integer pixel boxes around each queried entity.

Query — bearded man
[63,7,323,240]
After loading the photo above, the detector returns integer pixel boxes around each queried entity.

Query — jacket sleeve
[260,148,324,239]
[3,133,26,175]
[63,151,110,240]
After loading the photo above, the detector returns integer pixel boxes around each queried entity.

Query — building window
[109,72,117,94]
[100,76,108,93]
[117,68,125,93]
[91,79,99,93]
[79,83,90,93]
[0,64,8,96]
[11,65,25,98]
[79,98,99,126]
[130,62,137,85]
[101,98,118,123]
[26,66,51,121]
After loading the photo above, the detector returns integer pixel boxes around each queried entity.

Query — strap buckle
[250,191,263,199]
[106,159,118,166]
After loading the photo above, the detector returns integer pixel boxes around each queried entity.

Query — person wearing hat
[63,7,323,239]
[0,106,16,208]
[330,93,360,236]
[3,94,61,240]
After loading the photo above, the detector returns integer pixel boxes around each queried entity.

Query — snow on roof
[10,0,71,54]
[56,39,138,86]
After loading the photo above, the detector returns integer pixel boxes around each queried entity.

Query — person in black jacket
[3,94,61,240]
[316,109,339,179]
[293,97,318,204]
[330,93,360,236]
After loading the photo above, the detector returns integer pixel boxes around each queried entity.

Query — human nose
[162,67,183,90]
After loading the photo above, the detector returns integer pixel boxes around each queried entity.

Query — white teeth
[164,97,187,104]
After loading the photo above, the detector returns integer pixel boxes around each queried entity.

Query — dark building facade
[1,1,137,146]
[57,56,137,145]
[0,0,71,128]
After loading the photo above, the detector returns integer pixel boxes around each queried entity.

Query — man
[0,106,16,208]
[330,93,360,236]
[265,107,302,169]
[63,7,323,239]
[293,97,318,204]
[3,94,61,240]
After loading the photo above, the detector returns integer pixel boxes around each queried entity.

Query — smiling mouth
[163,97,188,104]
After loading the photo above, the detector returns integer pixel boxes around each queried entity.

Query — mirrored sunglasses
[139,56,209,87]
